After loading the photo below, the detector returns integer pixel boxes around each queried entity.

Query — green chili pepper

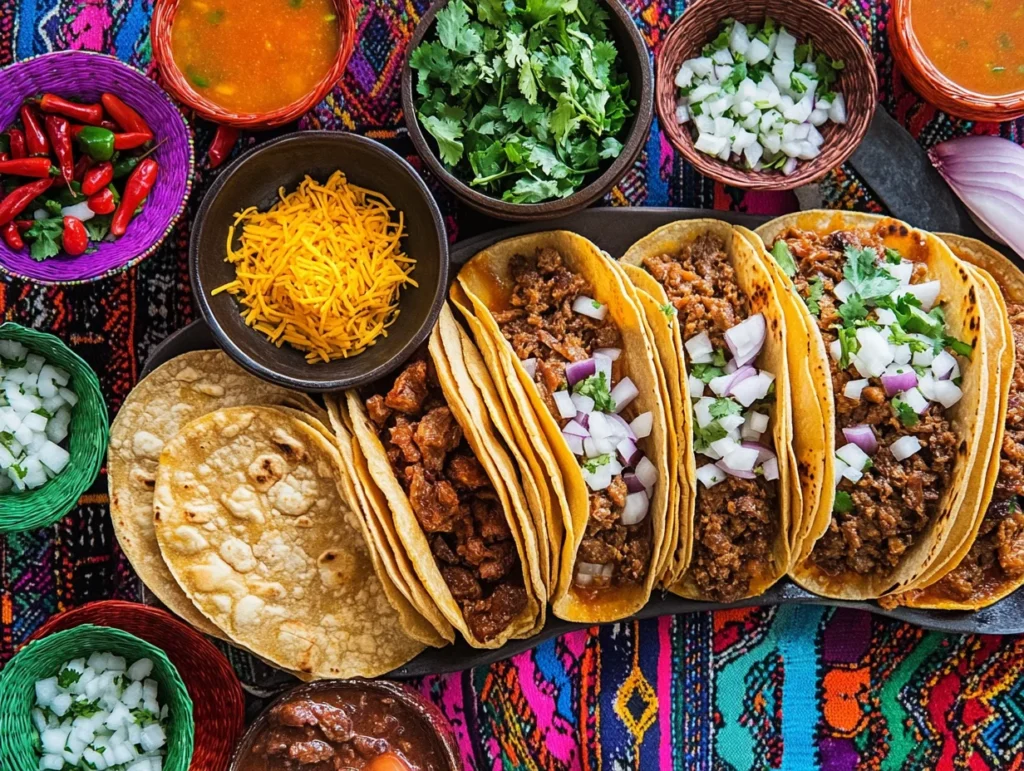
[112,155,139,179]
[75,126,116,161]
[55,180,85,206]
[0,134,9,155]
[106,183,121,206]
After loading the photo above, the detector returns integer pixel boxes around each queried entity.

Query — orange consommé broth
[911,0,1024,96]
[169,0,340,113]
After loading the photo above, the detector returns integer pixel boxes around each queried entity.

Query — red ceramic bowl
[151,0,356,129]
[30,601,245,771]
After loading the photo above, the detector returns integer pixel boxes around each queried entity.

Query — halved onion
[621,492,650,525]
[890,435,922,461]
[553,390,577,419]
[573,296,608,320]
[842,424,877,454]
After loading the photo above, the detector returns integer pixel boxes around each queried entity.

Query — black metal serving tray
[144,207,1024,682]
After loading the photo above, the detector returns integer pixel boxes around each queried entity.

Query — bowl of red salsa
[151,0,356,128]
[229,680,463,771]
[891,0,1024,121]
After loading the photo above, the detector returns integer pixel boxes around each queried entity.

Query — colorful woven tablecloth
[2,2,1024,769]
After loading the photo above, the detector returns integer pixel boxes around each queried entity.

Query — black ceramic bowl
[401,0,654,222]
[190,132,448,391]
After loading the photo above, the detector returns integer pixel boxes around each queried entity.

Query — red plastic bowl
[29,600,245,771]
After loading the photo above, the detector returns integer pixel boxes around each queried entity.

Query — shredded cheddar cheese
[212,171,417,363]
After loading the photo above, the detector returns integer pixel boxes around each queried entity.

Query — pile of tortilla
[108,350,430,679]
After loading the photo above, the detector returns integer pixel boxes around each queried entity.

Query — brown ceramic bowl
[228,679,463,771]
[656,0,877,190]
[401,0,653,221]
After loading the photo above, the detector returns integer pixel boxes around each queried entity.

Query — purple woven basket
[0,51,194,284]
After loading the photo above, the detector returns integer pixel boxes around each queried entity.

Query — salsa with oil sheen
[237,687,446,771]
[911,0,1024,96]
[169,0,340,113]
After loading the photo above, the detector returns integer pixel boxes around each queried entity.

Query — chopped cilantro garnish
[834,491,854,513]
[838,326,859,369]
[693,422,727,452]
[945,335,973,358]
[771,241,797,277]
[10,463,26,479]
[711,348,727,368]
[591,299,602,310]
[573,372,614,413]
[843,246,899,300]
[884,248,903,265]
[837,293,868,324]
[887,322,929,353]
[892,397,920,427]
[583,453,613,473]
[690,363,724,383]
[709,398,742,419]
[57,667,82,689]
[32,407,53,419]
[130,707,160,725]
[68,698,102,718]
[660,303,677,318]
[805,276,824,316]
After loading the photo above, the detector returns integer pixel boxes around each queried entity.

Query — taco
[756,211,994,599]
[345,304,545,648]
[456,231,670,623]
[892,236,1023,609]
[620,220,795,601]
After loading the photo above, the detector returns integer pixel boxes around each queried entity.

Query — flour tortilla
[152,406,424,678]
[108,350,321,637]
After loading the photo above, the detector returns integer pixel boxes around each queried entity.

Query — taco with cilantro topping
[620,219,797,601]
[454,231,671,623]
[757,211,997,599]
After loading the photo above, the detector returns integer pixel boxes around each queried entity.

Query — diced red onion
[563,419,590,438]
[890,435,923,461]
[716,459,757,479]
[684,332,714,364]
[725,314,767,367]
[929,135,1024,259]
[553,390,577,419]
[624,472,646,494]
[617,438,642,466]
[901,387,931,414]
[931,380,963,408]
[610,378,639,414]
[573,296,609,320]
[696,463,727,488]
[629,412,652,439]
[635,455,658,488]
[595,347,621,361]
[564,433,585,456]
[620,492,650,525]
[842,424,877,454]
[607,413,636,440]
[741,442,776,465]
[571,392,595,415]
[521,358,537,378]
[566,359,596,387]
[731,372,773,407]
[725,359,738,374]
[881,369,917,397]
[762,457,779,481]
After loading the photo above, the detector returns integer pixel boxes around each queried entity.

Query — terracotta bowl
[655,0,877,190]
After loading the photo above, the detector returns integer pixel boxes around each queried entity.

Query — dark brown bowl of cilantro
[402,0,653,221]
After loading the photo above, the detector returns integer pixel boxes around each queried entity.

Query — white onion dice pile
[0,340,76,492]
[33,652,168,771]
[674,18,848,174]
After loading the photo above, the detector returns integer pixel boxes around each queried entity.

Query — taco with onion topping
[455,231,670,623]
[756,211,996,599]
[620,219,797,601]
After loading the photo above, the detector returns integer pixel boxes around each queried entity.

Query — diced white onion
[930,380,963,408]
[762,457,779,481]
[890,435,922,461]
[572,296,608,320]
[610,378,639,414]
[635,455,658,489]
[843,378,868,400]
[629,412,653,439]
[836,442,870,471]
[621,492,650,525]
[696,463,726,488]
[684,332,714,364]
[553,391,576,420]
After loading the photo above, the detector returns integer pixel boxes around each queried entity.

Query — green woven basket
[0,322,107,532]
[0,625,195,771]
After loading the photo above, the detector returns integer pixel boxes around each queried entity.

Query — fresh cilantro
[57,667,81,689]
[410,0,633,203]
[805,276,824,316]
[693,422,727,452]
[945,335,973,358]
[771,241,797,277]
[709,398,742,418]
[84,215,111,243]
[843,246,899,300]
[690,363,724,383]
[574,372,614,412]
[32,407,53,419]
[838,326,859,369]
[68,698,102,718]
[0,431,13,447]
[711,348,727,368]
[884,248,903,264]
[130,708,160,725]
[660,303,677,318]
[834,491,854,513]
[24,217,63,262]
[837,293,868,324]
[887,322,929,353]
[10,463,25,479]
[892,397,920,427]
[583,453,613,473]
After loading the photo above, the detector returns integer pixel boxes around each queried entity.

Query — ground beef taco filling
[643,234,779,602]
[770,225,970,579]
[928,304,1024,602]
[365,356,527,642]
[493,247,659,592]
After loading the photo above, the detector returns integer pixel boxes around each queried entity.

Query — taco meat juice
[771,224,968,579]
[493,248,655,595]
[642,235,778,602]
[928,304,1024,602]
[364,356,527,642]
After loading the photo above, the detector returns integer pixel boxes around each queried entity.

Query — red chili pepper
[19,104,50,156]
[72,153,93,182]
[62,216,88,256]
[1,222,24,250]
[112,132,153,151]
[0,157,59,178]
[86,187,117,215]
[0,153,8,164]
[81,161,113,195]
[8,129,26,159]
[110,158,158,237]
[101,93,151,135]
[13,219,32,232]
[99,120,118,131]
[0,177,53,226]
[43,115,74,181]
[207,125,239,169]
[39,94,105,126]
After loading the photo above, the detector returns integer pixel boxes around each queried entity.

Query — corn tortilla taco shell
[152,406,424,678]
[620,219,794,600]
[457,231,670,623]
[755,211,994,599]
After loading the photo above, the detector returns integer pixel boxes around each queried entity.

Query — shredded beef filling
[778,226,959,579]
[643,235,777,601]
[929,304,1024,601]
[496,247,652,588]
[366,357,527,641]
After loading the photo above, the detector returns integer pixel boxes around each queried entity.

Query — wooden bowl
[151,0,356,129]
[655,0,877,190]
[401,0,653,222]
[890,0,1024,122]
